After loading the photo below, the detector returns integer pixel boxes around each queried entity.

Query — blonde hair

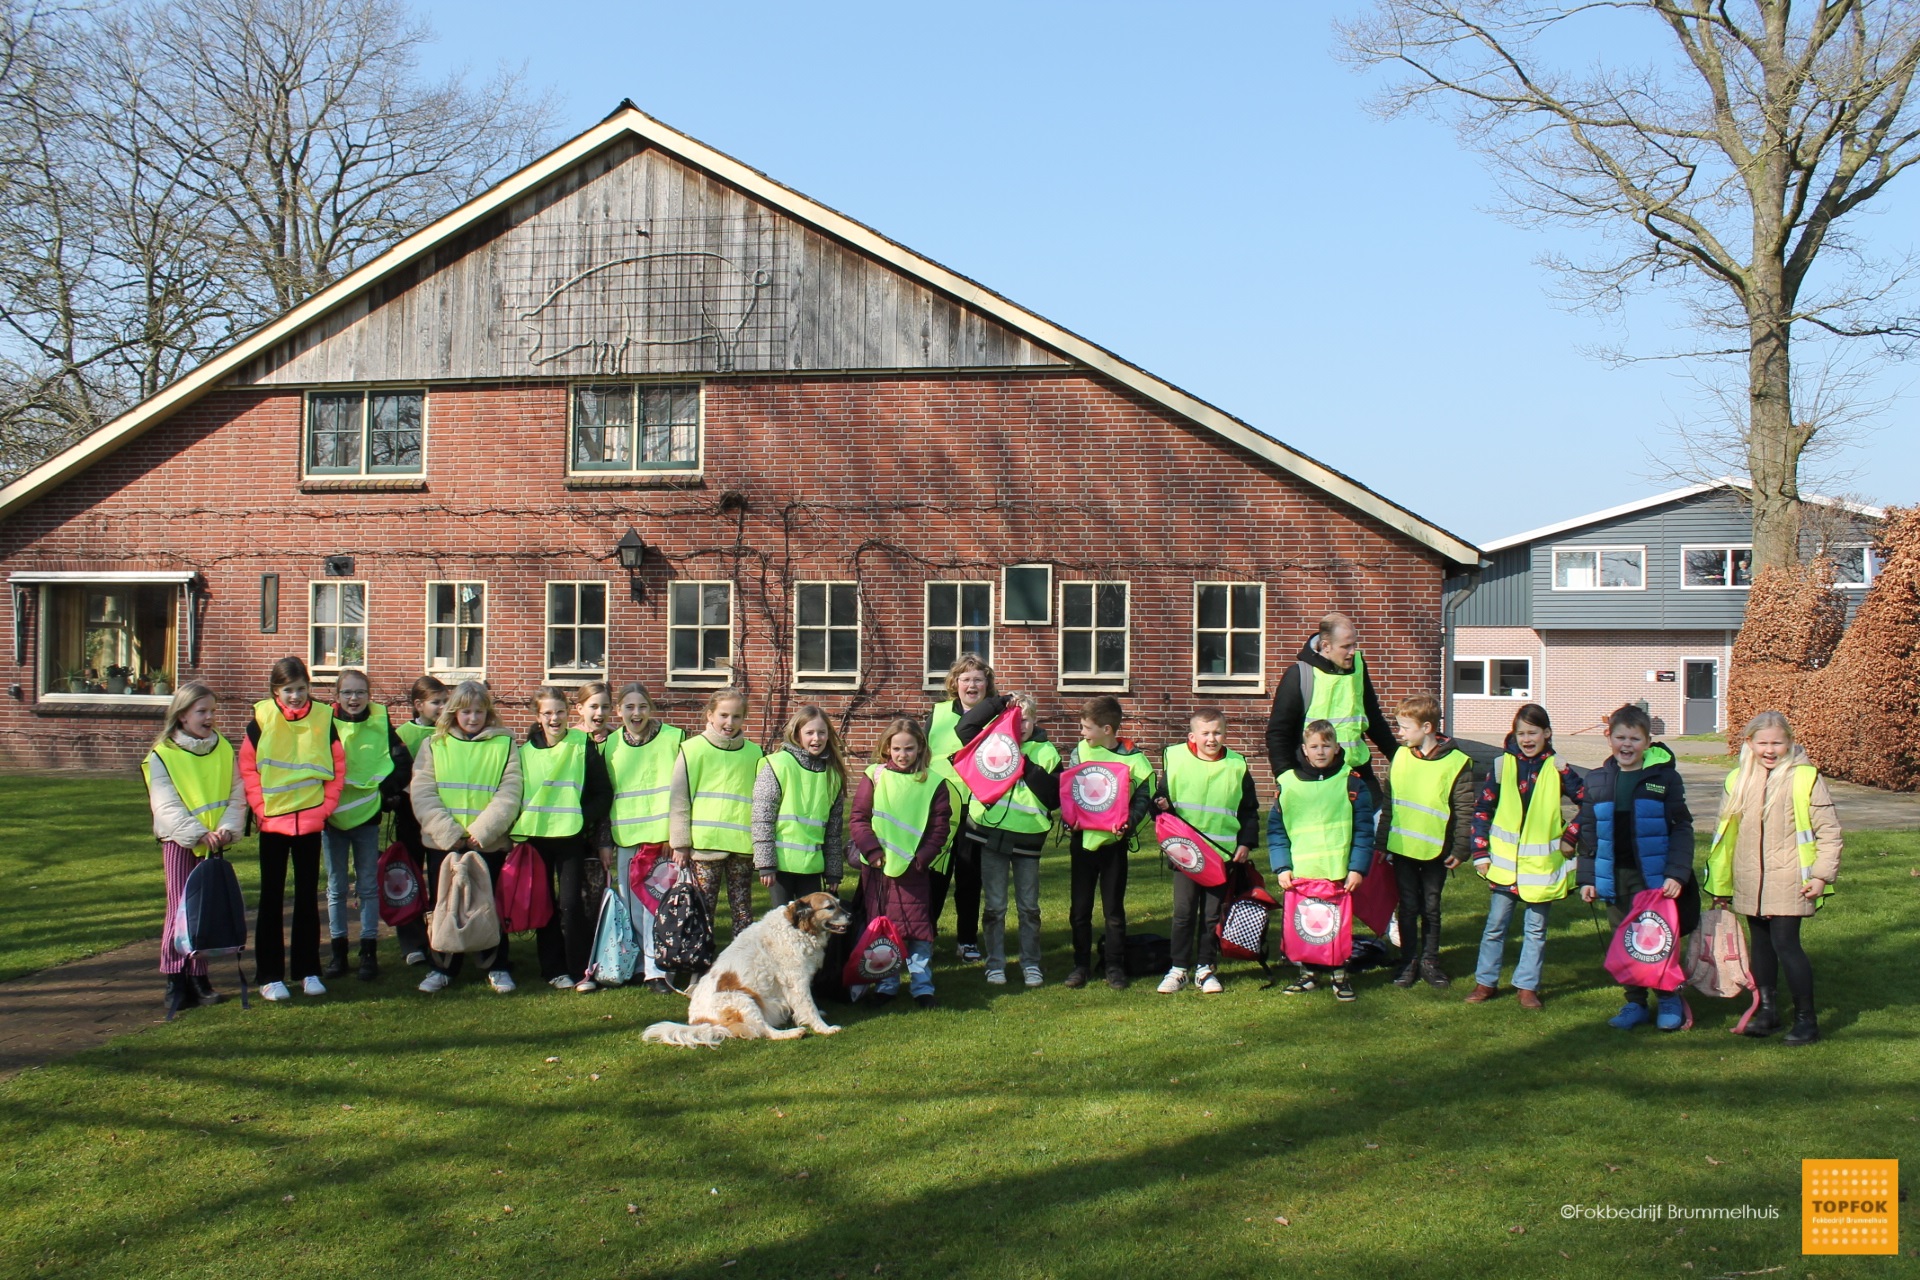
[1394,694,1441,733]
[872,717,930,780]
[781,702,849,790]
[1303,718,1339,745]
[943,653,997,702]
[435,680,503,738]
[615,680,662,740]
[1720,710,1798,825]
[574,680,614,722]
[703,687,748,720]
[153,681,219,752]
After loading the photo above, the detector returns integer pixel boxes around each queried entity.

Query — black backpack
[812,882,868,1006]
[652,869,715,976]
[1096,932,1171,977]
[173,852,251,1011]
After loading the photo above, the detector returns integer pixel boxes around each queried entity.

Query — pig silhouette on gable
[520,248,772,374]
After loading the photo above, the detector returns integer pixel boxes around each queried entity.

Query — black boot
[1740,987,1780,1037]
[193,974,224,1005]
[1783,1009,1820,1046]
[357,938,380,981]
[163,972,199,1020]
[324,936,350,979]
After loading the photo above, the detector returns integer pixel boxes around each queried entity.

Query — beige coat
[1721,753,1842,918]
[409,728,523,853]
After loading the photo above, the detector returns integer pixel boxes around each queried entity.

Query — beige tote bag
[428,849,502,956]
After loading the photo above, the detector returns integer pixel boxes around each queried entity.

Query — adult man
[1263,612,1397,789]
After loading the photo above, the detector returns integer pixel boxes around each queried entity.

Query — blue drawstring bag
[585,887,639,986]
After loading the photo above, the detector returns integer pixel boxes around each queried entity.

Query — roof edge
[1481,477,1889,553]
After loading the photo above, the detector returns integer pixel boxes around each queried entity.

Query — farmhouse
[0,104,1478,771]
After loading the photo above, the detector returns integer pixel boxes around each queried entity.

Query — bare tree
[1344,1,1920,569]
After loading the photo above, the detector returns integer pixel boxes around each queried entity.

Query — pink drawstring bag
[1686,907,1763,1033]
[1351,850,1397,937]
[628,844,677,915]
[1281,878,1354,967]
[496,843,554,934]
[1059,760,1132,832]
[841,913,906,989]
[1605,888,1686,992]
[1155,812,1227,887]
[949,704,1025,806]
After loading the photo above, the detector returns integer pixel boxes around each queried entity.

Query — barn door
[1683,660,1719,736]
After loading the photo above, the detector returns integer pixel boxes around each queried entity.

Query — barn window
[1551,545,1644,591]
[308,581,367,676]
[545,582,608,681]
[34,581,180,701]
[794,582,860,689]
[1001,564,1052,625]
[924,581,993,688]
[669,581,733,686]
[1194,582,1264,693]
[425,581,486,677]
[1059,581,1129,693]
[571,383,700,472]
[305,390,424,476]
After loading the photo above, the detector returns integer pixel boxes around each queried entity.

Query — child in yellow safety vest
[601,681,685,994]
[927,652,996,964]
[849,718,953,1008]
[1380,694,1476,990]
[389,674,449,968]
[1064,696,1157,992]
[954,691,1061,987]
[143,681,249,1016]
[751,702,849,908]
[1704,710,1843,1046]
[1153,707,1260,995]
[669,688,765,940]
[1268,720,1376,1002]
[321,668,411,984]
[1466,703,1583,1009]
[517,686,613,993]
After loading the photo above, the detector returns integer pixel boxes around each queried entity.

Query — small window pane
[460,584,483,625]
[341,584,365,626]
[578,628,605,668]
[549,583,576,626]
[671,629,698,670]
[549,629,576,668]
[928,584,957,627]
[1095,583,1126,628]
[1095,630,1126,674]
[1198,632,1227,675]
[1453,660,1486,696]
[1063,632,1091,672]
[928,631,957,675]
[1730,548,1754,587]
[701,584,730,625]
[1493,660,1530,697]
[830,584,857,624]
[1554,551,1597,590]
[308,393,362,470]
[828,631,858,671]
[960,584,991,628]
[368,393,423,471]
[1231,585,1261,629]
[1230,632,1260,674]
[798,630,826,671]
[701,630,729,668]
[579,583,606,625]
[458,628,483,669]
[1196,585,1227,630]
[1600,549,1642,588]
[1004,565,1050,623]
[671,582,698,621]
[312,586,339,625]
[1063,585,1092,628]
[1684,549,1728,587]
[797,584,826,627]
[961,629,991,663]
[430,583,455,625]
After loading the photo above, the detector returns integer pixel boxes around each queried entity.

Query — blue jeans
[1474,892,1549,991]
[323,821,381,940]
[878,939,935,997]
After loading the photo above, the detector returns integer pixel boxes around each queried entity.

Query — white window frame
[1057,580,1130,694]
[308,580,369,681]
[544,580,610,683]
[792,580,861,691]
[29,576,186,706]
[1679,544,1754,590]
[1550,544,1646,592]
[1453,656,1533,700]
[424,580,487,679]
[567,381,704,477]
[1000,563,1053,626]
[1823,541,1882,589]
[667,579,735,688]
[302,388,427,478]
[922,580,995,691]
[1192,581,1266,694]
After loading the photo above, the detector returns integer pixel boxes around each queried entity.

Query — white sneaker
[957,943,982,963]
[574,978,599,993]
[1023,966,1044,987]
[549,975,575,990]
[1157,967,1190,995]
[404,950,428,967]
[302,976,327,997]
[1197,967,1224,995]
[417,971,450,993]
[488,970,516,994]
[984,969,1007,985]
[259,980,292,1002]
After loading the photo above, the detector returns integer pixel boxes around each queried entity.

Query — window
[669,581,733,684]
[1194,582,1265,692]
[309,582,367,674]
[1681,545,1755,589]
[38,583,178,700]
[1001,564,1052,625]
[1552,545,1644,590]
[305,390,424,476]
[546,582,608,680]
[924,581,993,686]
[1059,581,1129,692]
[792,582,860,688]
[571,383,700,472]
[1454,657,1532,699]
[1825,542,1884,588]
[425,581,485,676]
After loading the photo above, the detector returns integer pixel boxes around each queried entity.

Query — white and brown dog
[642,893,852,1048]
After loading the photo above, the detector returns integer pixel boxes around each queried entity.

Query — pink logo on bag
[1281,878,1354,967]
[949,704,1025,805]
[1604,887,1686,991]
[841,915,908,988]
[628,844,676,914]
[1154,812,1227,886]
[1060,760,1131,831]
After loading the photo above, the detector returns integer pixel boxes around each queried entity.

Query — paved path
[0,937,170,1082]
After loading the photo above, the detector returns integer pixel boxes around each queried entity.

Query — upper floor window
[306,390,424,476]
[309,581,367,674]
[794,582,861,689]
[425,581,485,677]
[1824,542,1884,588]
[571,383,700,473]
[1552,545,1644,591]
[1059,580,1129,692]
[1682,545,1754,589]
[924,581,992,687]
[1194,581,1264,693]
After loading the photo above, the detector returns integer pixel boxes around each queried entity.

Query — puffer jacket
[1711,747,1842,918]
[409,727,524,854]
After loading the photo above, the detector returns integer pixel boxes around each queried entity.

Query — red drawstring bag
[376,841,426,927]
[840,913,906,989]
[1154,812,1227,887]
[1351,851,1398,937]
[497,842,554,934]
[1060,760,1132,832]
[1605,887,1686,992]
[948,704,1025,805]
[628,843,676,914]
[1281,878,1354,967]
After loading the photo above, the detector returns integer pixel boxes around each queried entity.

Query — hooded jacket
[1470,734,1586,896]
[1711,745,1842,917]
[1266,747,1377,878]
[1576,744,1692,902]
[1378,734,1478,864]
[1263,635,1397,778]
[408,726,524,854]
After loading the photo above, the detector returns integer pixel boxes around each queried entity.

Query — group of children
[143,646,1843,1042]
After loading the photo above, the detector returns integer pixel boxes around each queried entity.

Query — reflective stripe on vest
[395,718,434,760]
[252,699,335,816]
[1300,650,1372,767]
[1162,742,1247,851]
[1070,743,1154,850]
[1706,764,1828,901]
[329,704,394,831]
[143,736,237,832]
[1385,746,1469,861]
[766,750,843,874]
[682,734,763,855]
[867,763,944,878]
[603,723,685,847]
[511,729,590,840]
[968,738,1061,833]
[433,733,511,827]
[1276,769,1354,882]
[1487,753,1571,903]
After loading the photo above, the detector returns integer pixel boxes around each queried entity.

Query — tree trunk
[1746,269,1800,571]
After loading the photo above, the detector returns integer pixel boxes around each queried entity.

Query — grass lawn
[3,775,1916,1278]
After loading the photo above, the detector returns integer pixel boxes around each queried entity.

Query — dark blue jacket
[1267,749,1376,878]
[1576,745,1693,902]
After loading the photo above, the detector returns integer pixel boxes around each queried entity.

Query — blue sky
[416,0,1916,544]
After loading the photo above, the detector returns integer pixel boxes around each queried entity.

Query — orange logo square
[1803,1159,1899,1255]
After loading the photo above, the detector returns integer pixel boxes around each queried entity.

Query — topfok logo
[974,731,1021,784]
[1070,765,1119,814]
[1293,896,1341,946]
[1162,835,1206,875]
[381,861,421,911]
[857,938,901,979]
[1624,909,1675,964]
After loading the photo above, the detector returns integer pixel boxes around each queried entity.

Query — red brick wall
[0,370,1447,781]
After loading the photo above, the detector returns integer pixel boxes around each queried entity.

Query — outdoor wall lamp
[616,528,648,602]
